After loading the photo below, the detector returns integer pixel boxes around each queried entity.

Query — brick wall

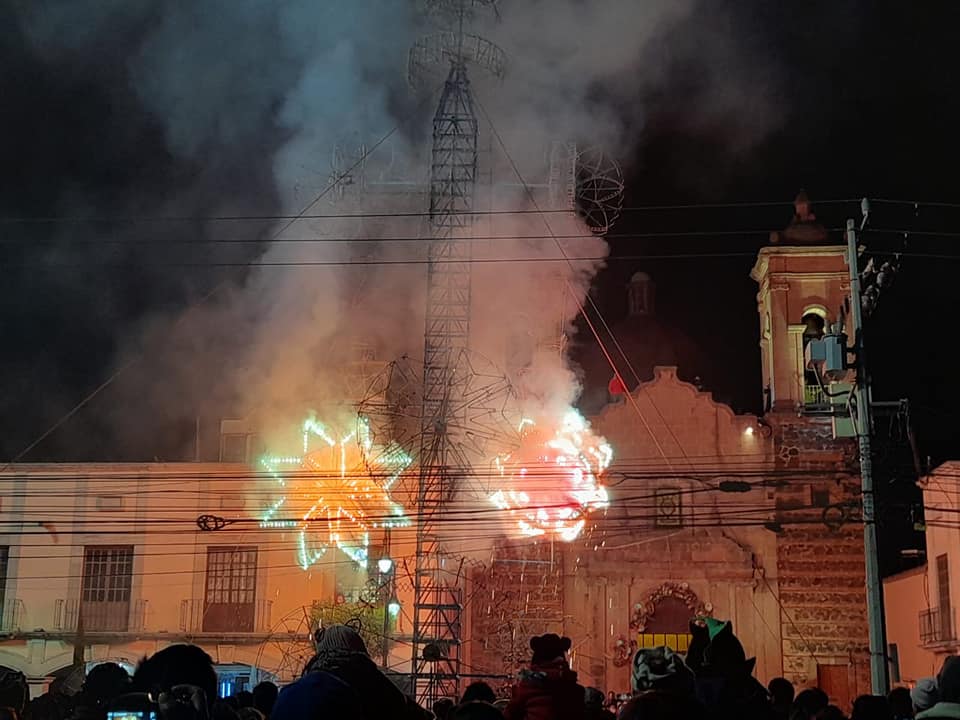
[468,541,564,679]
[771,414,870,700]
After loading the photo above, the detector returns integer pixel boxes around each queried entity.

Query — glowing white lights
[260,414,412,571]
[489,409,611,542]
[377,557,394,574]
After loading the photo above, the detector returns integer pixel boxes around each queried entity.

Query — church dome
[573,272,707,415]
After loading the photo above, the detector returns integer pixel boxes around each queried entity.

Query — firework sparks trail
[260,413,412,570]
[489,409,611,541]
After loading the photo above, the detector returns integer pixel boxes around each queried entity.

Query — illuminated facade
[0,463,408,698]
[468,198,871,712]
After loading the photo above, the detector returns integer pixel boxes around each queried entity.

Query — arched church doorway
[631,583,710,654]
[638,597,693,652]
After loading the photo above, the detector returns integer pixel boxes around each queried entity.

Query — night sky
[2,2,957,573]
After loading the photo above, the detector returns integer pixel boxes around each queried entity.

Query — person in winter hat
[631,646,694,696]
[688,618,773,720]
[913,679,940,716]
[304,623,427,720]
[503,634,585,720]
[917,656,960,719]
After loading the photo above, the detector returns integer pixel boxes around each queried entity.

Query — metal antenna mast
[408,0,503,704]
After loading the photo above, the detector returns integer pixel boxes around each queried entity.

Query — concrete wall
[0,463,374,695]
[883,566,939,684]
[468,366,786,692]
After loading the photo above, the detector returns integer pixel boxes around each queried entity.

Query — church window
[802,312,827,406]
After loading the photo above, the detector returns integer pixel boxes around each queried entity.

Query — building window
[204,546,258,632]
[888,643,901,684]
[938,554,951,608]
[654,490,682,528]
[81,546,134,632]
[802,313,827,405]
[811,488,831,507]
[0,546,8,612]
[220,434,252,462]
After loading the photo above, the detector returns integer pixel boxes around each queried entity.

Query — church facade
[469,197,871,709]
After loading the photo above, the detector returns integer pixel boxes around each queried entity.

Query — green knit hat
[704,617,730,641]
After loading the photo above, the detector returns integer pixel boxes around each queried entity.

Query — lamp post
[378,555,395,669]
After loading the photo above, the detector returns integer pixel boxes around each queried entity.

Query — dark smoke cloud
[1,0,785,461]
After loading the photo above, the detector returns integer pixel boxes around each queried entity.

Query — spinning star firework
[490,409,611,541]
[260,414,412,570]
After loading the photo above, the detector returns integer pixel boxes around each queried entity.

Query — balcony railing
[0,599,24,632]
[804,383,827,407]
[54,598,148,633]
[180,598,273,634]
[920,606,957,646]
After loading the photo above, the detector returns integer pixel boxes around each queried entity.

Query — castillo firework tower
[260,413,412,570]
[490,409,611,541]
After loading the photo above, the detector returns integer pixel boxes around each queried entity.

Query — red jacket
[504,661,585,720]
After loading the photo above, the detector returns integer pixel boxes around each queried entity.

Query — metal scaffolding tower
[411,59,479,703]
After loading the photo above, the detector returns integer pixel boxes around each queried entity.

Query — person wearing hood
[688,618,773,720]
[304,624,427,720]
[503,634,585,720]
[918,657,960,719]
[631,646,695,697]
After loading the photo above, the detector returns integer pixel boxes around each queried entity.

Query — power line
[0,229,787,246]
[0,198,863,225]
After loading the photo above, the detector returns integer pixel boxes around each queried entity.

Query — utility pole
[846,215,890,695]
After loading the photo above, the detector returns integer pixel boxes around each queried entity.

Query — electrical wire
[0,198,864,225]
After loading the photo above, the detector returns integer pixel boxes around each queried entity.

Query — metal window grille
[205,547,257,605]
[82,546,133,603]
[0,546,8,611]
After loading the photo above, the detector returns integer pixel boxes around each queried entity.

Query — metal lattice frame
[255,605,316,684]
[413,60,480,703]
[357,348,520,704]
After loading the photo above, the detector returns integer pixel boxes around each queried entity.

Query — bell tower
[750,191,852,412]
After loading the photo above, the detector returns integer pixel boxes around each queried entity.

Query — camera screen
[107,712,156,720]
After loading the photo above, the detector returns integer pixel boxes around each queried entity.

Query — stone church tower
[751,191,870,703]
[467,192,870,710]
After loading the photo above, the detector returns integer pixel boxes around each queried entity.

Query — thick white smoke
[13,1,780,547]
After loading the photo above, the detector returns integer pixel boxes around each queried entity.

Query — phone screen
[107,711,156,720]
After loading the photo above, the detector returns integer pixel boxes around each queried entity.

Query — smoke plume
[7,2,782,552]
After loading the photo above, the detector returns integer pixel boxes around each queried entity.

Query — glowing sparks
[261,414,412,570]
[490,409,610,541]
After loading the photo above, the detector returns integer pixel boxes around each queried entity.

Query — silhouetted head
[529,634,571,665]
[84,663,132,707]
[851,694,892,720]
[939,655,960,703]
[433,698,455,720]
[768,677,795,708]
[887,686,913,719]
[132,644,217,709]
[252,682,278,717]
[461,682,496,705]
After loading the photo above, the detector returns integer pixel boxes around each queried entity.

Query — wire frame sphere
[574,147,625,234]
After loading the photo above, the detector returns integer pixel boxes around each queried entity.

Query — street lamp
[379,555,395,668]
[387,596,401,617]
